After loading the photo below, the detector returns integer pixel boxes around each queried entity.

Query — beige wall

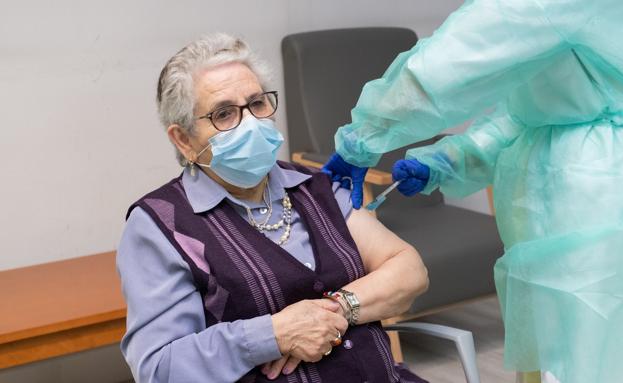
[0,0,482,271]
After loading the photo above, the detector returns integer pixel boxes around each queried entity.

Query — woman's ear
[167,124,196,162]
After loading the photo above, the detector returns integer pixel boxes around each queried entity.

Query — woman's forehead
[195,62,263,108]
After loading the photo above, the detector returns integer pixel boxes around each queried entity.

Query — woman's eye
[250,99,267,109]
[214,108,235,121]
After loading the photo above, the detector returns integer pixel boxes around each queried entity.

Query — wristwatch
[338,289,360,325]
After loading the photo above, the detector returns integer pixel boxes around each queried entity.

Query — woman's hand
[261,355,301,380]
[271,299,348,363]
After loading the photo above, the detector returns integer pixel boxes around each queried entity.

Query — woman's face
[190,62,265,164]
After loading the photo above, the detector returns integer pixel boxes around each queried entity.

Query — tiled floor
[401,296,516,383]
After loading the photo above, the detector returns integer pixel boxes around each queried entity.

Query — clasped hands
[263,299,348,380]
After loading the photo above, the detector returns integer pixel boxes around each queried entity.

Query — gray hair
[156,33,272,165]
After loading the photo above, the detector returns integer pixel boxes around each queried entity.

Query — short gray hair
[156,33,272,164]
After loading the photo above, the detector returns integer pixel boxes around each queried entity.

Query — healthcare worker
[322,1,623,382]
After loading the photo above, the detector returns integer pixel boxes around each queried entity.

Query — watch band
[337,288,360,326]
[322,291,351,323]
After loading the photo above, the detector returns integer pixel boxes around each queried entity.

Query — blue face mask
[194,115,284,188]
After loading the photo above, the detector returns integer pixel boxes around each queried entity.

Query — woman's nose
[241,107,253,119]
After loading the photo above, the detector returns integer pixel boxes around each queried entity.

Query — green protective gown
[335,1,623,381]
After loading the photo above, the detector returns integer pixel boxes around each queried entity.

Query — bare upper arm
[346,208,417,273]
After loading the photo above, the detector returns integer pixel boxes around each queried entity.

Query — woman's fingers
[310,299,348,334]
[261,361,272,376]
[265,355,289,380]
[310,298,340,312]
[272,300,349,361]
[261,355,302,379]
[282,356,301,375]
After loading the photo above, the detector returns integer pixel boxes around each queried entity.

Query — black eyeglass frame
[195,91,279,131]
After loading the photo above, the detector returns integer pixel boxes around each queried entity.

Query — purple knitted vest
[128,162,425,383]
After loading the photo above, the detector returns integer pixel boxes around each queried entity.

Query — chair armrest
[384,322,481,383]
[384,322,471,343]
[291,152,393,186]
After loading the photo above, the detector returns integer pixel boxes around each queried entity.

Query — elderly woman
[117,33,429,383]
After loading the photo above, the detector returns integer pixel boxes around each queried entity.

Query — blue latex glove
[322,153,369,209]
[392,159,430,197]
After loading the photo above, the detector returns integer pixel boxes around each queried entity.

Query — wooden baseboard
[0,252,127,368]
[0,318,126,369]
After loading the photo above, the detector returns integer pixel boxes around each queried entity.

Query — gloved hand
[392,158,430,197]
[321,153,369,209]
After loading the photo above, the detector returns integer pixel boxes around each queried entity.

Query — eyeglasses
[195,91,278,131]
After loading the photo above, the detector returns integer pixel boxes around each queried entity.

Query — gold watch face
[344,294,360,307]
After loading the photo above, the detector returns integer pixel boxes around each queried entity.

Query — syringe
[365,181,400,211]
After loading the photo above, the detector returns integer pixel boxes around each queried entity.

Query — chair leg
[385,322,481,383]
[363,183,375,213]
[486,185,495,215]
[382,317,404,363]
[454,330,480,383]
[516,371,542,383]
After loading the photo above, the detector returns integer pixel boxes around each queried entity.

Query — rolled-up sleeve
[332,181,354,220]
[117,207,281,383]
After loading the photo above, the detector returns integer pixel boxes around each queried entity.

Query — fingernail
[283,367,292,375]
[268,372,277,380]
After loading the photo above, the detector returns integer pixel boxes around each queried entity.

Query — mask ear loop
[186,142,212,177]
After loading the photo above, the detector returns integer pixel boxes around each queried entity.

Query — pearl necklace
[243,183,293,246]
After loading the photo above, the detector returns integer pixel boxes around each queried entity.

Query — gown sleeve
[407,105,522,198]
[335,0,568,167]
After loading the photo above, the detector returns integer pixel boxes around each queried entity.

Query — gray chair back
[282,27,443,206]
[282,27,417,156]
